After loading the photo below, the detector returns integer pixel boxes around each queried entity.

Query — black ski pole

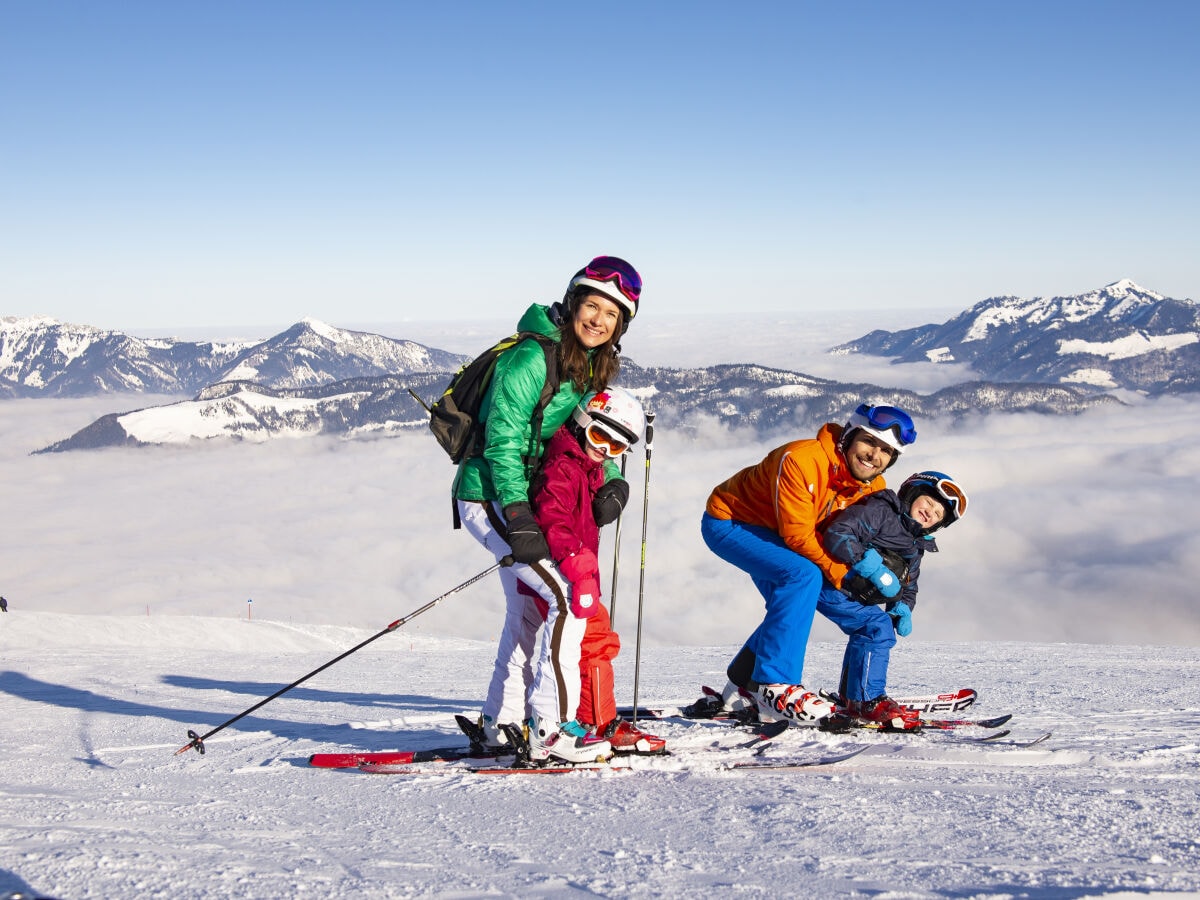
[608,454,628,629]
[631,411,654,726]
[175,559,509,756]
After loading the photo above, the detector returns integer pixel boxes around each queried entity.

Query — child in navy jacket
[817,470,969,729]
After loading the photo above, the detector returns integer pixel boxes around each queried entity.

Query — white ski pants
[457,499,585,726]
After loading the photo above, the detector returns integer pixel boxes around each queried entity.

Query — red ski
[309,746,498,768]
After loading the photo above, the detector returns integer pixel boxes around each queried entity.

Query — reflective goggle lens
[585,422,628,457]
[935,478,968,518]
[584,256,641,305]
[856,403,917,446]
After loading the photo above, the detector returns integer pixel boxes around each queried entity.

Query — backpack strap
[521,333,561,478]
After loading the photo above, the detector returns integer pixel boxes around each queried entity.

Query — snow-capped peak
[299,317,346,342]
[1101,278,1160,299]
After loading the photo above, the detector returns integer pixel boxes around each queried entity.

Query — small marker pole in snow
[174,559,510,756]
[630,411,654,726]
[247,598,252,621]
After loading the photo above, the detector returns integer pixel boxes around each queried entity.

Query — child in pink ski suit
[522,388,665,754]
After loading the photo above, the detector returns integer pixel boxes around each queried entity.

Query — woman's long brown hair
[557,297,622,393]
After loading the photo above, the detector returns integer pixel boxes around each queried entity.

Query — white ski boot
[527,717,612,764]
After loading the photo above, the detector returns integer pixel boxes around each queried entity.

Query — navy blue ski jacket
[820,489,937,612]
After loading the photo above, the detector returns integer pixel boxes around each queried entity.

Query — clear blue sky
[2,1,1197,331]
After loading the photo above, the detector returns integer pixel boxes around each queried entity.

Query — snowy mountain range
[832,279,1199,394]
[36,360,1117,453]
[0,316,466,398]
[7,284,1180,451]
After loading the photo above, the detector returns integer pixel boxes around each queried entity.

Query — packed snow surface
[2,611,1198,899]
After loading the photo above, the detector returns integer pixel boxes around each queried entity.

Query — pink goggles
[583,256,641,307]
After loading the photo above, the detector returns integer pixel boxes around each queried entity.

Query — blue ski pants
[816,586,897,702]
[701,513,823,686]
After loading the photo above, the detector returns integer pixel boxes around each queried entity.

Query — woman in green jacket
[455,256,641,764]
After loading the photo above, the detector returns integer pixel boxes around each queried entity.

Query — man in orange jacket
[700,403,918,725]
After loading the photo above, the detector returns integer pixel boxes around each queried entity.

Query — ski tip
[977,713,1014,728]
[758,720,789,739]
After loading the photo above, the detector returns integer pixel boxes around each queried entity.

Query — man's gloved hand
[851,548,902,599]
[888,601,913,637]
[502,502,550,564]
[592,479,630,527]
[558,549,601,618]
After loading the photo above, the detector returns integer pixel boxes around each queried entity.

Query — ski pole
[174,559,509,756]
[630,411,654,726]
[607,454,628,629]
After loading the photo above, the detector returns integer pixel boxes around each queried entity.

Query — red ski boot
[596,718,667,755]
[847,695,921,731]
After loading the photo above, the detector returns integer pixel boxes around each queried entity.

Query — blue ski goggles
[855,403,917,446]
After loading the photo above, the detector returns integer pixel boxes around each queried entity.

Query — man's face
[844,432,896,482]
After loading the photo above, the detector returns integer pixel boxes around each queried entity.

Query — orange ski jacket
[704,423,886,588]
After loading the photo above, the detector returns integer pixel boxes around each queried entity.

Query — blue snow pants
[816,586,897,702]
[701,513,823,686]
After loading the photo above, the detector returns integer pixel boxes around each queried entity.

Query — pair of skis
[308,688,1048,776]
[309,720,867,775]
[622,685,1049,744]
[618,686,985,727]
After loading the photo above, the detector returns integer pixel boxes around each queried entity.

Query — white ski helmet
[571,387,646,446]
[565,255,642,326]
[840,402,917,471]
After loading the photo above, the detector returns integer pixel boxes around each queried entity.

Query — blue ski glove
[850,548,901,599]
[889,601,913,637]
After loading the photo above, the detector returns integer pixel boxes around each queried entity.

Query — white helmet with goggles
[840,402,917,469]
[571,387,645,457]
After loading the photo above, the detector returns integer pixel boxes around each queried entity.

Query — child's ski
[617,686,977,721]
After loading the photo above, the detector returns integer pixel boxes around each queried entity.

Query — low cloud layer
[2,387,1196,648]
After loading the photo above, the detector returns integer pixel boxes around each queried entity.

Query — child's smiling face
[909,493,946,530]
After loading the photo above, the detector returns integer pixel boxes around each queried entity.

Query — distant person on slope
[453,256,641,765]
[0,596,7,612]
[516,388,665,755]
[699,403,918,726]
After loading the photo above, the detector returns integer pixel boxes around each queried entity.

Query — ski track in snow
[1,612,1199,899]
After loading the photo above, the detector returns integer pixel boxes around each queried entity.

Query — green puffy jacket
[452,303,620,509]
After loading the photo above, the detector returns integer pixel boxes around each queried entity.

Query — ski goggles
[930,475,969,519]
[583,256,642,307]
[855,403,917,446]
[584,421,629,458]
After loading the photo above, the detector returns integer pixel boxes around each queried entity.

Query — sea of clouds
[2,311,1195,648]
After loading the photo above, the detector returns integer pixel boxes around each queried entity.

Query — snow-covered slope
[1,611,1197,899]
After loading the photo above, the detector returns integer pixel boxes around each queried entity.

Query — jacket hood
[516,303,561,338]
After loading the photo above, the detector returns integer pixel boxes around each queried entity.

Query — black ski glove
[592,479,630,527]
[502,502,550,564]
